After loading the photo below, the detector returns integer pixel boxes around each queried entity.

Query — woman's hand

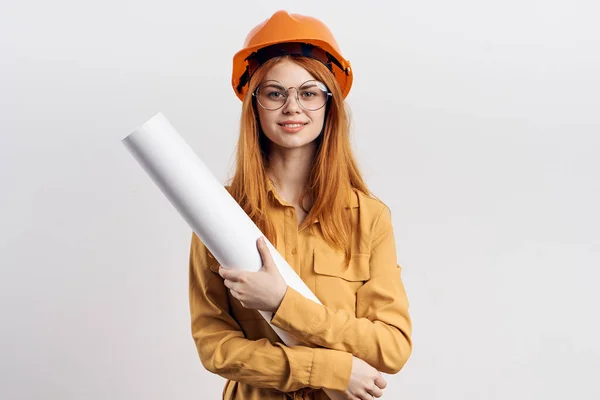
[219,237,288,313]
[343,356,387,399]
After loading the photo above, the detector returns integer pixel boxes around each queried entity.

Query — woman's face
[255,60,327,151]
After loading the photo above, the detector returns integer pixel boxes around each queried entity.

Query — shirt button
[291,248,297,255]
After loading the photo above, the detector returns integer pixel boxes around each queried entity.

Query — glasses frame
[252,79,332,111]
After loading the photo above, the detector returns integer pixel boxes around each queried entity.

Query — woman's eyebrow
[263,82,317,89]
[263,83,286,89]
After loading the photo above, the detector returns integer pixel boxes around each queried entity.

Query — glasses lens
[255,80,330,111]
[256,81,287,110]
[298,80,329,110]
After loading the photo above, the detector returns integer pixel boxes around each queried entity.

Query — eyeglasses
[253,79,332,111]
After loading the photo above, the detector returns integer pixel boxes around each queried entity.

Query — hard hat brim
[232,38,352,101]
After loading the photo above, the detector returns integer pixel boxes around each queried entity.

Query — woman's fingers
[219,266,244,282]
[374,374,387,389]
[358,392,373,400]
[223,278,243,296]
[256,237,274,264]
[224,279,242,292]
[224,280,241,300]
[367,383,383,398]
[256,237,266,260]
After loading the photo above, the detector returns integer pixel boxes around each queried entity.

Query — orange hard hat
[232,10,353,101]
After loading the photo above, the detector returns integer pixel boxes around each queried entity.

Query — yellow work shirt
[188,182,412,399]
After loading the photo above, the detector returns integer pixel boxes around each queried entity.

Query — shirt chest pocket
[312,248,371,313]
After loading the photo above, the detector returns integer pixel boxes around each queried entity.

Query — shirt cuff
[309,348,353,391]
[271,286,320,336]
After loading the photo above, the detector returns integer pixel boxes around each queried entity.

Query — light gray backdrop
[1,0,599,399]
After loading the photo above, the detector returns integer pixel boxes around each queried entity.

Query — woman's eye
[301,91,317,98]
[267,91,284,98]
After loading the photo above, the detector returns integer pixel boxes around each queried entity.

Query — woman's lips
[278,122,307,133]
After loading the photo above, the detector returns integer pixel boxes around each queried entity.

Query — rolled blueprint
[121,112,321,343]
[122,113,349,399]
[122,113,348,400]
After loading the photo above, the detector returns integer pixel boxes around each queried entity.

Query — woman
[189,10,412,400]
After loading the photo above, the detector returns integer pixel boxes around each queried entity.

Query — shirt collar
[266,178,359,210]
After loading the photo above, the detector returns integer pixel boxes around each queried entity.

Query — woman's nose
[282,89,302,114]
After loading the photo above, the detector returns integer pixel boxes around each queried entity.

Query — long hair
[228,56,371,261]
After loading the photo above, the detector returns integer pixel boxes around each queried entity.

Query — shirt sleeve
[270,205,412,374]
[188,232,353,392]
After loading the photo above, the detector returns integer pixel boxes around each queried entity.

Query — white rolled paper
[121,112,322,344]
[122,113,348,399]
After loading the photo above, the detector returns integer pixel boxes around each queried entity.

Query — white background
[1,0,599,399]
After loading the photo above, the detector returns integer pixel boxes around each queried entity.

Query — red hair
[228,56,372,261]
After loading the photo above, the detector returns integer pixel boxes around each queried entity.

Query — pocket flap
[313,250,370,282]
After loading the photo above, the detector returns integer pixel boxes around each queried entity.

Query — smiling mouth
[278,123,308,128]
